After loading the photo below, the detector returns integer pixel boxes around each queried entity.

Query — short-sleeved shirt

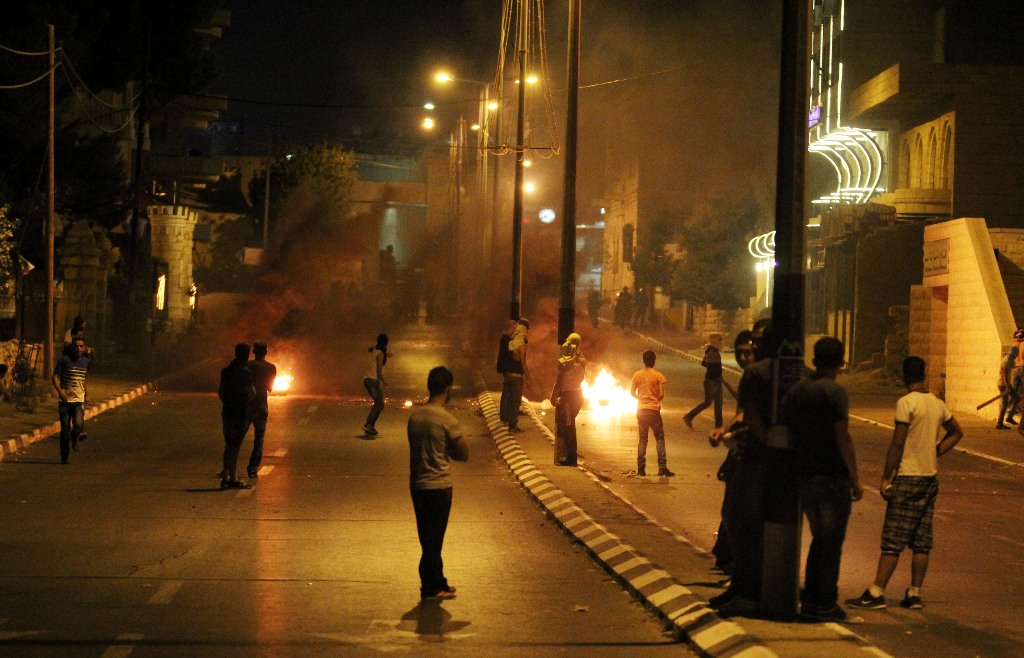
[248,358,277,410]
[54,354,90,403]
[220,359,253,418]
[783,373,850,478]
[702,346,723,381]
[894,390,952,477]
[408,404,463,490]
[631,367,666,411]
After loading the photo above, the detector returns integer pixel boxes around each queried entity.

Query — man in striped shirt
[52,337,90,464]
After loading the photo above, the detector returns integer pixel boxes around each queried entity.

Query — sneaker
[422,588,457,600]
[78,432,88,442]
[637,466,646,477]
[801,604,849,622]
[221,479,252,490]
[362,425,378,436]
[900,589,923,610]
[657,467,675,477]
[845,589,886,609]
[683,416,694,430]
[714,594,759,618]
[1007,417,1018,425]
[247,468,259,478]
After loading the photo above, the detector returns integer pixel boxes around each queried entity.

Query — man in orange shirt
[630,350,675,477]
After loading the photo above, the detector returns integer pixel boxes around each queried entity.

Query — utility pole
[558,0,581,345]
[45,24,55,378]
[262,135,272,249]
[509,0,529,321]
[761,0,811,620]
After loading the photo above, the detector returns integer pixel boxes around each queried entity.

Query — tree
[672,193,767,309]
[248,143,359,238]
[632,210,677,293]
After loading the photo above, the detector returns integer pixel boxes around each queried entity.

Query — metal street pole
[558,0,581,345]
[45,24,55,378]
[510,0,529,321]
[762,0,810,620]
[262,135,272,249]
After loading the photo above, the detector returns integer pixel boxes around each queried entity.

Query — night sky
[216,0,783,210]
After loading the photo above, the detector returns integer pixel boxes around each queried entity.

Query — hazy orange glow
[581,368,637,417]
[272,373,293,393]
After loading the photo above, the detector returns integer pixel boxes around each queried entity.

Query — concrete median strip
[477,391,778,658]
[0,383,154,458]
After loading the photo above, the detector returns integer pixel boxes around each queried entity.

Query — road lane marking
[100,632,143,658]
[272,448,288,457]
[258,465,275,476]
[147,581,182,605]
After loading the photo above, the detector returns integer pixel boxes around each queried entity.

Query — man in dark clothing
[684,332,725,430]
[218,343,255,490]
[783,337,863,622]
[408,366,468,600]
[52,337,90,464]
[246,340,278,478]
[496,320,516,424]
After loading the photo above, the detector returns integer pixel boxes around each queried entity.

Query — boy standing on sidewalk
[684,332,724,430]
[630,350,674,477]
[847,356,963,611]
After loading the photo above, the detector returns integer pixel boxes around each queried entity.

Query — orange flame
[581,368,637,417]
[272,373,293,393]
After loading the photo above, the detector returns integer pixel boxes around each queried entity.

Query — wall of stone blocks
[914,218,1016,420]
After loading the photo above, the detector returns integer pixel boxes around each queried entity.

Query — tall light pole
[45,23,55,377]
[510,0,529,321]
[558,0,581,345]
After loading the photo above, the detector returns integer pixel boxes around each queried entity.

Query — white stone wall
[911,218,1015,420]
[149,205,198,334]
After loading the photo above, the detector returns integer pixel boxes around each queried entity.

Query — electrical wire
[0,64,58,89]
[0,41,59,57]
[60,50,142,109]
[60,64,140,134]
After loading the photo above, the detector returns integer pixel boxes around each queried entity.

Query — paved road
[541,330,1024,658]
[0,326,693,657]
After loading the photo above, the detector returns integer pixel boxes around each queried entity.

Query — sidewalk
[0,374,151,459]
[476,389,889,658]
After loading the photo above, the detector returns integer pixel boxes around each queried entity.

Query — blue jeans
[364,378,384,428]
[636,409,666,469]
[798,475,853,609]
[58,401,85,463]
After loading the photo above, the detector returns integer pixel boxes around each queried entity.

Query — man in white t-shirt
[847,356,963,611]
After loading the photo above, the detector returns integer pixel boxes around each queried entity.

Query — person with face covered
[505,319,530,432]
[551,333,586,466]
[408,366,469,600]
[363,333,389,436]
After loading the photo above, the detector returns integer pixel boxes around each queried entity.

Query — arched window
[927,129,938,189]
[940,123,954,189]
[899,140,911,188]
[910,134,923,188]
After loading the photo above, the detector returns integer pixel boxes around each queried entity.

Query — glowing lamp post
[748,231,776,311]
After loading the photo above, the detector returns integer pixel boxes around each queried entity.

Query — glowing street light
[424,102,435,110]
[422,117,435,130]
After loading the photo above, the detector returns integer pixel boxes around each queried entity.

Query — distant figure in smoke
[587,289,602,329]
[614,287,633,328]
[363,333,390,436]
[246,340,277,477]
[634,286,650,328]
[218,343,255,489]
[551,333,586,466]
[505,319,530,432]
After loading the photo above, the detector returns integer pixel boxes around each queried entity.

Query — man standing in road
[218,343,255,490]
[684,332,725,431]
[630,350,675,477]
[246,340,277,478]
[408,366,468,600]
[847,356,964,611]
[497,319,517,426]
[782,337,863,622]
[52,337,90,464]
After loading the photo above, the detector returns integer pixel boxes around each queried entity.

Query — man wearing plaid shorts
[847,356,963,610]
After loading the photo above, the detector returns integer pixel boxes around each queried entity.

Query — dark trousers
[221,415,250,479]
[411,487,453,597]
[724,456,767,600]
[798,475,853,609]
[247,408,269,473]
[502,374,524,429]
[636,409,667,469]
[685,379,723,428]
[364,378,384,428]
[58,401,85,463]
[555,389,583,466]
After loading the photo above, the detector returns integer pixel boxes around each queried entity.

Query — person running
[846,356,964,611]
[246,340,277,477]
[52,337,90,464]
[218,343,255,490]
[684,332,725,430]
[630,350,675,477]
[363,333,389,436]
[408,366,469,600]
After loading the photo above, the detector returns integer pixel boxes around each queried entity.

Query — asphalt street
[0,325,692,657]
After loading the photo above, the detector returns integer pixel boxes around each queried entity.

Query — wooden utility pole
[45,23,55,378]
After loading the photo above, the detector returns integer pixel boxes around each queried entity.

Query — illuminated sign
[808,105,822,128]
